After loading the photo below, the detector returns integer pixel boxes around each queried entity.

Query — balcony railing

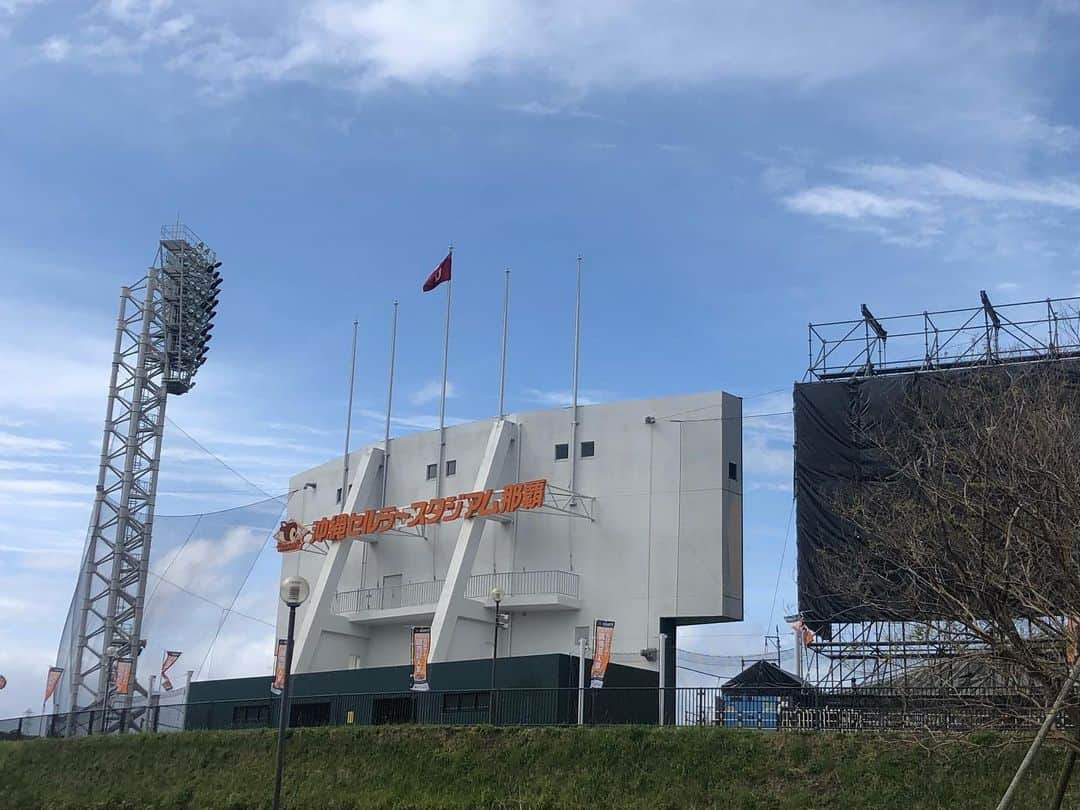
[466,570,580,600]
[333,570,580,616]
[332,580,444,614]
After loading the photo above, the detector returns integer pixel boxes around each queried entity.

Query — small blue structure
[719,660,811,729]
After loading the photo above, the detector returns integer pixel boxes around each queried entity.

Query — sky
[2,0,1080,714]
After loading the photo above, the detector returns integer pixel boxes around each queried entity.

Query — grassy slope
[0,726,1077,809]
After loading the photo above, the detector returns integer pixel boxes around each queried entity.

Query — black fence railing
[1,686,1063,740]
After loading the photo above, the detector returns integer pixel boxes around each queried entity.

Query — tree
[823,363,1080,804]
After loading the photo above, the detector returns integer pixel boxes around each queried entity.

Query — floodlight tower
[64,224,221,731]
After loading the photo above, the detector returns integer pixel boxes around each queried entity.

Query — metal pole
[490,599,501,690]
[996,654,1080,810]
[382,302,398,505]
[577,637,586,726]
[569,256,582,500]
[658,632,667,726]
[341,320,358,505]
[498,269,510,419]
[435,258,452,577]
[272,605,298,810]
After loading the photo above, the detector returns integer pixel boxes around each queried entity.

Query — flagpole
[383,300,398,504]
[498,269,510,419]
[437,249,452,502]
[341,320,358,506]
[569,255,582,501]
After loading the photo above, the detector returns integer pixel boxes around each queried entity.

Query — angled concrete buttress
[428,419,517,663]
[293,446,383,673]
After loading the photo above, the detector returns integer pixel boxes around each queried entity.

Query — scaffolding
[64,224,221,732]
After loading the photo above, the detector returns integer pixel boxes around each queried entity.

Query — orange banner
[590,620,615,688]
[277,479,547,553]
[271,639,287,695]
[113,659,133,695]
[411,627,431,692]
[44,667,63,702]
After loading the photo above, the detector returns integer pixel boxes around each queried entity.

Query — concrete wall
[280,390,742,674]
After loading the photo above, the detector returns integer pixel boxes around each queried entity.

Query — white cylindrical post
[577,637,586,726]
[382,301,398,505]
[569,256,582,502]
[658,632,667,726]
[498,269,510,419]
[341,320,358,506]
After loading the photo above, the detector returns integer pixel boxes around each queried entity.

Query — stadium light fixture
[273,575,310,810]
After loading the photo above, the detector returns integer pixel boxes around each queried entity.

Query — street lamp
[272,575,310,810]
[490,587,504,691]
[489,587,504,724]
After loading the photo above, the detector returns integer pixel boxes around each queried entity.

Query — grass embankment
[0,725,1076,809]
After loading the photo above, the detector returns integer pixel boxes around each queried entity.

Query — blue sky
[2,0,1080,714]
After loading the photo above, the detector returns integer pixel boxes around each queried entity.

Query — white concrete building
[278,390,742,677]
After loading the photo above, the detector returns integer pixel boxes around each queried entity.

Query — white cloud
[409,378,456,405]
[777,162,1080,257]
[39,35,70,61]
[0,431,68,454]
[784,186,935,220]
[524,388,607,407]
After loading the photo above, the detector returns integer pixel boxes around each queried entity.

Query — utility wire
[768,498,797,630]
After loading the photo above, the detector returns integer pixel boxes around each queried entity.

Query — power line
[768,497,797,630]
[668,410,792,423]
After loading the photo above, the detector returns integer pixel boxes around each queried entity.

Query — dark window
[442,691,491,712]
[336,487,343,504]
[446,459,457,476]
[554,443,569,460]
[426,463,438,480]
[290,701,331,728]
[728,462,738,481]
[581,441,595,458]
[231,704,270,726]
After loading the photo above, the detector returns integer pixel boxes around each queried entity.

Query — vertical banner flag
[411,626,432,691]
[590,620,615,689]
[160,651,182,691]
[422,253,452,292]
[271,639,287,696]
[113,659,133,695]
[44,667,63,702]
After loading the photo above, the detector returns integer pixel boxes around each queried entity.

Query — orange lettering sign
[277,479,547,553]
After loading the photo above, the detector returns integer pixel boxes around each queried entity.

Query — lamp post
[99,644,117,735]
[272,575,310,810]
[490,586,504,690]
[489,587,503,725]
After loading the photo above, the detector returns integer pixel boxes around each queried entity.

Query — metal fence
[1,686,1061,740]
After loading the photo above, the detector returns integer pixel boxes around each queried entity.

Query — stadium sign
[275,479,547,553]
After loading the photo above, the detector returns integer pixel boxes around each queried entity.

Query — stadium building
[187,390,743,727]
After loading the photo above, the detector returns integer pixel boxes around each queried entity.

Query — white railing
[333,570,580,616]
[466,570,580,600]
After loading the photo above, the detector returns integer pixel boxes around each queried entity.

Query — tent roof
[721,660,810,693]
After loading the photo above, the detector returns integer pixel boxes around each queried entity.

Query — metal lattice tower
[65,224,221,730]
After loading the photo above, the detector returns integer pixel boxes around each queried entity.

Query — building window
[728,462,738,481]
[336,487,342,504]
[554,443,569,461]
[426,463,438,480]
[442,691,490,713]
[232,704,270,726]
[446,459,457,476]
[581,440,595,458]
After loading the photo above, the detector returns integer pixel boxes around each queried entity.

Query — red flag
[422,253,452,292]
[161,650,181,691]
